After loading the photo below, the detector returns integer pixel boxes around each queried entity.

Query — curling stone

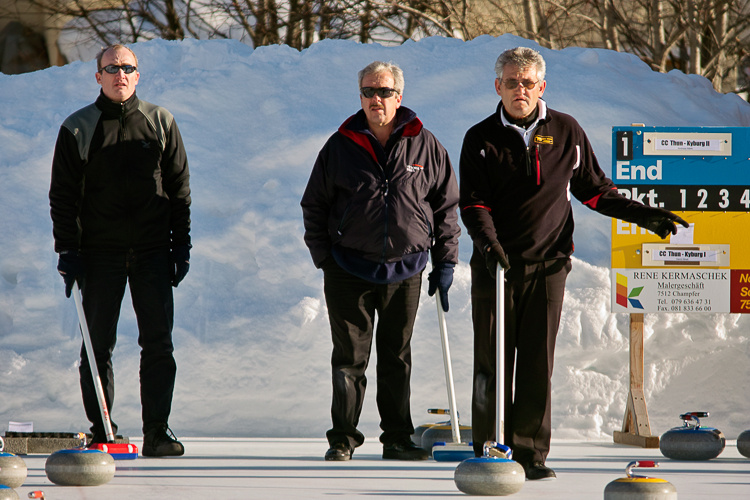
[45,448,115,486]
[737,429,750,458]
[412,423,434,447]
[0,438,26,489]
[413,408,456,447]
[454,441,524,496]
[0,486,19,500]
[660,412,725,460]
[422,423,473,456]
[604,460,676,500]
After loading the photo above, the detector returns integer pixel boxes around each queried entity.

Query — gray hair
[358,61,404,95]
[96,44,139,72]
[494,47,545,82]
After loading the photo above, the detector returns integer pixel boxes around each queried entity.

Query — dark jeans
[323,261,422,449]
[470,257,571,464]
[79,248,176,436]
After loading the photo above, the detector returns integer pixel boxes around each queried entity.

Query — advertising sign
[611,126,750,313]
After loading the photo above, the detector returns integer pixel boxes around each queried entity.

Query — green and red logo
[616,273,644,309]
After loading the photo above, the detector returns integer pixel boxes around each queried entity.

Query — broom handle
[73,281,116,443]
[496,263,505,445]
[436,295,461,444]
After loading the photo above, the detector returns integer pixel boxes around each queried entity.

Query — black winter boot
[142,424,184,457]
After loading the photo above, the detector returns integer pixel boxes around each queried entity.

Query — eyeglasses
[361,87,399,98]
[502,79,538,90]
[100,64,138,74]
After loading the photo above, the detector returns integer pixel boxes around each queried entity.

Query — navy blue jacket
[301,107,460,273]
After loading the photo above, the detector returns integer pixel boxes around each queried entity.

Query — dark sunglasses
[502,79,538,90]
[361,87,399,98]
[100,64,137,74]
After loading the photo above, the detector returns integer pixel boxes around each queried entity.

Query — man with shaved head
[50,44,191,457]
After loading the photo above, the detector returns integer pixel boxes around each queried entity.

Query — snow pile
[1,35,749,440]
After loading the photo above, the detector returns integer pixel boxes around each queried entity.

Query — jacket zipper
[120,102,132,246]
[381,178,389,264]
[525,143,541,186]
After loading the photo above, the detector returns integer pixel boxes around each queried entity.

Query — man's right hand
[485,242,510,278]
[57,251,84,298]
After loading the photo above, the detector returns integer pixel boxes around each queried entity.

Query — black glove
[485,242,510,279]
[170,245,191,287]
[641,209,689,239]
[57,250,84,298]
[428,263,454,312]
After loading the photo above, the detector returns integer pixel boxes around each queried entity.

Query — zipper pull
[525,147,532,177]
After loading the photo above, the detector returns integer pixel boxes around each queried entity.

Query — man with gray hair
[302,60,460,461]
[459,47,686,479]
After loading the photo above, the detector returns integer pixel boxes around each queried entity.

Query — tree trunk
[687,0,700,74]
[711,3,728,90]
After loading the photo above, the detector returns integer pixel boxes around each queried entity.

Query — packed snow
[1,35,749,443]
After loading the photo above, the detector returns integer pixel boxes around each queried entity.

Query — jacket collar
[496,98,548,129]
[338,106,422,163]
[95,90,140,117]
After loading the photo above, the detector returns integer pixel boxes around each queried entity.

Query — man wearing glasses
[459,47,686,479]
[49,44,191,457]
[301,61,460,461]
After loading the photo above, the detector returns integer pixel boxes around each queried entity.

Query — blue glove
[428,263,455,312]
[57,250,84,298]
[170,245,191,287]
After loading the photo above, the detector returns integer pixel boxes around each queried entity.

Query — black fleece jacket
[460,101,662,263]
[50,91,191,254]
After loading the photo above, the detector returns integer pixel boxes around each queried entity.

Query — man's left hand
[641,208,689,239]
[428,263,454,312]
[170,245,191,287]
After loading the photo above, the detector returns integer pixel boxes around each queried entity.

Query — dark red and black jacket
[460,100,658,265]
[301,106,460,269]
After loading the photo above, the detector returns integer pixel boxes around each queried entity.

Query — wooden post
[613,313,660,448]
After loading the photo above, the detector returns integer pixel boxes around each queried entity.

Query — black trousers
[79,248,176,436]
[469,256,571,464]
[323,261,422,449]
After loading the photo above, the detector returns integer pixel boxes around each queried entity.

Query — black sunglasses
[361,87,399,98]
[100,64,138,74]
[502,79,538,90]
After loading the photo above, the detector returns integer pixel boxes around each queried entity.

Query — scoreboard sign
[611,126,750,314]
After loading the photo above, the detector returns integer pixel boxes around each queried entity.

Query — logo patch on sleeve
[534,135,553,145]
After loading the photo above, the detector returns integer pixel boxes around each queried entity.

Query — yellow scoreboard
[610,126,750,314]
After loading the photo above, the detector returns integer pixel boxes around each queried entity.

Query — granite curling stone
[45,448,115,486]
[604,460,676,500]
[454,441,524,496]
[411,423,434,447]
[660,411,725,460]
[737,429,750,459]
[0,438,27,489]
[0,485,19,500]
